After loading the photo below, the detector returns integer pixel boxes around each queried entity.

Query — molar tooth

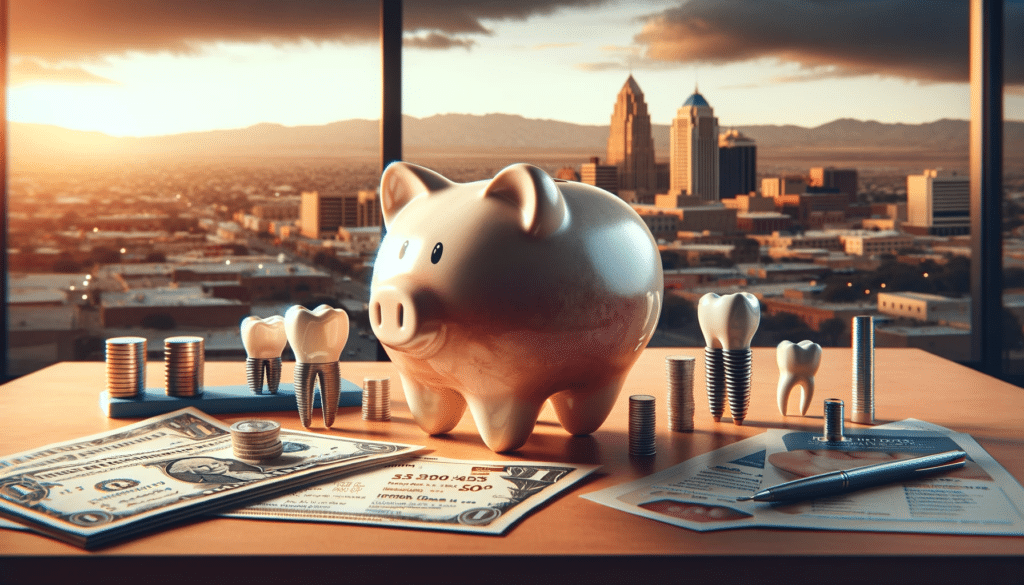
[240,316,287,394]
[776,340,822,416]
[284,305,350,427]
[697,293,760,424]
[240,315,288,359]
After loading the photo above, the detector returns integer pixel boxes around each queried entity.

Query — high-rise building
[906,169,970,236]
[809,167,858,204]
[718,129,757,200]
[580,157,619,195]
[301,190,382,239]
[607,75,657,195]
[670,89,719,202]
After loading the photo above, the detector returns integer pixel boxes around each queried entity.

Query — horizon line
[8,113,997,140]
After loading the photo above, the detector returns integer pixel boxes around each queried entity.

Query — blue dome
[682,92,710,107]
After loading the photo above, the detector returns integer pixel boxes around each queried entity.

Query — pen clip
[909,459,965,478]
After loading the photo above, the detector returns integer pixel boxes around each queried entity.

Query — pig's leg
[403,377,467,435]
[549,374,625,435]
[464,395,545,453]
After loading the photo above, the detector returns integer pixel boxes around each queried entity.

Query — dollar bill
[224,455,600,535]
[0,407,421,548]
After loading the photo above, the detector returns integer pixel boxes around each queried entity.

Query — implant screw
[246,357,282,394]
[704,347,725,422]
[823,398,846,442]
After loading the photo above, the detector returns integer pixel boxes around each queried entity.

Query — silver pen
[736,450,967,503]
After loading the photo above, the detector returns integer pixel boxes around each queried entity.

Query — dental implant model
[776,340,822,416]
[697,292,760,425]
[284,304,350,428]
[240,315,288,394]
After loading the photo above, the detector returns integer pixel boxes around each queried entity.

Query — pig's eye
[399,240,409,260]
[431,242,443,264]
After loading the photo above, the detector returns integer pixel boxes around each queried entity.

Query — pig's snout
[370,286,421,349]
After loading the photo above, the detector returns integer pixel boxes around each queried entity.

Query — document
[583,420,1024,535]
[0,408,421,548]
[224,455,599,535]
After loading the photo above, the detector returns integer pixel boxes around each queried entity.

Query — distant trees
[821,257,970,302]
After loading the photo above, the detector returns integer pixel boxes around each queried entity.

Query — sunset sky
[7,0,1024,137]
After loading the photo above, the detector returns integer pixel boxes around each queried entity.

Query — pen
[736,449,967,503]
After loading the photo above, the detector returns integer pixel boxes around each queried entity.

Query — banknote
[224,455,600,535]
[0,407,421,548]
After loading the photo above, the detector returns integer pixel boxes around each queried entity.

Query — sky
[7,0,1024,137]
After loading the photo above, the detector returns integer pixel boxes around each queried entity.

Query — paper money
[0,407,421,548]
[225,456,599,535]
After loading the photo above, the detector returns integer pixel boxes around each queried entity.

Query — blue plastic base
[100,380,362,419]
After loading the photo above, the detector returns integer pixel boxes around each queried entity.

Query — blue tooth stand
[100,380,362,419]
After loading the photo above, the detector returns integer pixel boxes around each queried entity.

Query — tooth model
[697,292,760,425]
[776,340,822,416]
[240,315,288,394]
[284,304,350,427]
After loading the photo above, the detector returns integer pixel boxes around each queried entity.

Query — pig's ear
[483,164,567,238]
[380,162,453,227]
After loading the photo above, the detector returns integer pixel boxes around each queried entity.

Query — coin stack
[362,377,392,421]
[105,337,147,398]
[666,355,696,432]
[628,394,657,457]
[164,336,205,397]
[230,419,283,461]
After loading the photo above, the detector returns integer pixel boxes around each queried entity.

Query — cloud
[533,42,582,50]
[633,0,1024,85]
[9,0,606,60]
[405,33,476,50]
[9,59,119,86]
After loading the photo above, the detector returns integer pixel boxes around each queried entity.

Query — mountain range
[10,114,1024,172]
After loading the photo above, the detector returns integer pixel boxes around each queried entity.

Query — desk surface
[1,347,1022,584]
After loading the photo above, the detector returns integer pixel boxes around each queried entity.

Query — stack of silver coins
[628,394,657,456]
[105,336,147,398]
[230,420,283,461]
[822,398,847,442]
[666,355,696,432]
[362,377,392,421]
[851,315,875,424]
[164,336,204,397]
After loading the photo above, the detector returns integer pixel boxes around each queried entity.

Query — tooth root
[293,362,316,427]
[403,378,467,435]
[292,362,341,428]
[319,362,341,427]
[798,376,814,415]
[705,347,725,422]
[723,348,752,425]
[246,357,266,395]
[548,375,624,435]
[777,373,799,416]
[465,395,544,453]
[265,357,282,394]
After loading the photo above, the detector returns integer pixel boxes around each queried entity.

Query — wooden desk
[1,348,1022,585]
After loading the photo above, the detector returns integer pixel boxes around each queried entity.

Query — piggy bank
[369,162,663,452]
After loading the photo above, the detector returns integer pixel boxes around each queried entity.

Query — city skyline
[7,0,1024,137]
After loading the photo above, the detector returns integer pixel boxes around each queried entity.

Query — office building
[580,157,619,195]
[719,130,757,200]
[762,175,807,198]
[905,169,970,236]
[809,167,858,204]
[670,89,719,202]
[300,190,382,240]
[606,75,657,195]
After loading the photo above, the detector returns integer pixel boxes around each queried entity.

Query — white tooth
[697,293,720,348]
[776,340,822,416]
[240,315,288,359]
[697,292,760,349]
[284,304,350,363]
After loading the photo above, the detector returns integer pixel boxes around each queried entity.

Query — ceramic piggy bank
[369,162,663,452]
